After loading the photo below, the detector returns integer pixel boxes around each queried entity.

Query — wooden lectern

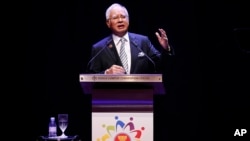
[79,74,165,141]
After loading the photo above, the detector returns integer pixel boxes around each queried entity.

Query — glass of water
[58,114,68,138]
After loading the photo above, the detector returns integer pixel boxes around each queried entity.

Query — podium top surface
[79,74,163,82]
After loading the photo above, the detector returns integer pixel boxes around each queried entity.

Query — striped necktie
[119,38,128,73]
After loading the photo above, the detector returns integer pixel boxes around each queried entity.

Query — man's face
[106,6,129,37]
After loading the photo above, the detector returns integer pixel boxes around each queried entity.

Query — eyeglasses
[109,15,128,21]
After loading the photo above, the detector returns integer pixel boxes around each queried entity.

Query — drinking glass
[58,114,68,138]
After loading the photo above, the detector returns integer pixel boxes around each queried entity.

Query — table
[37,135,80,141]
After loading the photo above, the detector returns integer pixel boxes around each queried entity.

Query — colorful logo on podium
[96,115,145,141]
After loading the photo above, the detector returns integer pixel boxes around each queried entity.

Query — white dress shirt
[112,33,131,74]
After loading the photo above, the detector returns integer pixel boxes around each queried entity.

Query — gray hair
[105,3,129,20]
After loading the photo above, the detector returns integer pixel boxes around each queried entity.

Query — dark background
[28,0,249,140]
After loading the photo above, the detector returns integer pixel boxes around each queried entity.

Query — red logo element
[114,133,131,141]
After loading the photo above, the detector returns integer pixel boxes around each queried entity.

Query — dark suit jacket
[87,32,174,74]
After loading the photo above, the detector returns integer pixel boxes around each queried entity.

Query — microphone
[86,39,112,73]
[132,40,157,73]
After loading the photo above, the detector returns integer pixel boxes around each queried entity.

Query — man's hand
[105,65,126,74]
[155,28,170,51]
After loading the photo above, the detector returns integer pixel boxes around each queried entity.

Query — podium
[79,74,165,141]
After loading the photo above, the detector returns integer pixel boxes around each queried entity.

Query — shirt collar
[112,32,129,46]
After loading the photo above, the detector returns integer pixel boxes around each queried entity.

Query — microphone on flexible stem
[132,41,156,73]
[86,39,113,73]
[86,46,107,73]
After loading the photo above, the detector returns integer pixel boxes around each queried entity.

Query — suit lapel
[105,36,122,65]
[129,33,139,73]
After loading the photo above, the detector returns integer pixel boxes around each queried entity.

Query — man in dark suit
[87,3,174,74]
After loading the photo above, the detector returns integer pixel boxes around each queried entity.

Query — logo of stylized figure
[96,116,145,141]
